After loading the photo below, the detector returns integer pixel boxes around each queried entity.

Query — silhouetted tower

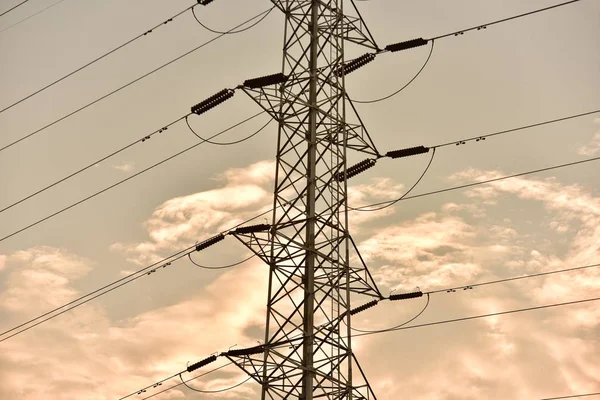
[229,1,382,398]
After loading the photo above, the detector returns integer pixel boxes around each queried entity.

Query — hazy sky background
[0,0,599,398]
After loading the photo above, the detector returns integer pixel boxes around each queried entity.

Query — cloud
[112,162,135,172]
[0,247,268,400]
[578,132,600,156]
[578,119,600,156]
[0,247,91,313]
[0,255,6,271]
[112,161,275,265]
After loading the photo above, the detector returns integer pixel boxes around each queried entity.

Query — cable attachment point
[197,0,216,5]
[385,38,428,53]
[233,224,270,234]
[187,355,217,372]
[243,73,289,89]
[191,89,235,115]
[336,53,376,77]
[195,234,225,251]
[389,290,423,301]
[349,299,379,316]
[386,145,430,159]
[334,158,376,182]
[226,344,265,357]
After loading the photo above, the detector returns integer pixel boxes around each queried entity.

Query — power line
[348,0,586,105]
[0,7,274,153]
[348,107,599,211]
[430,0,583,41]
[0,110,269,243]
[433,109,600,148]
[179,373,253,393]
[540,392,600,400]
[191,5,275,34]
[350,262,600,333]
[0,0,29,18]
[349,148,436,212]
[350,296,600,338]
[119,361,234,400]
[0,0,67,34]
[351,40,435,104]
[0,208,272,342]
[0,113,190,215]
[0,2,197,115]
[427,262,600,295]
[351,154,600,211]
[0,247,192,343]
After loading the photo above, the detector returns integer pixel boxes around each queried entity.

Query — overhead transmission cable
[0,210,272,342]
[351,154,600,211]
[0,0,67,34]
[348,261,600,333]
[0,6,274,153]
[0,0,29,18]
[350,40,434,104]
[138,362,234,399]
[140,362,234,399]
[179,373,254,393]
[191,5,275,34]
[349,0,583,104]
[426,262,600,295]
[0,71,291,242]
[0,109,270,242]
[0,2,198,115]
[540,392,600,400]
[335,107,600,211]
[350,296,600,338]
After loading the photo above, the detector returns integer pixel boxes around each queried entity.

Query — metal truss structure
[227,1,383,399]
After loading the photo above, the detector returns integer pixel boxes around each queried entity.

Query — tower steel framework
[227,1,382,399]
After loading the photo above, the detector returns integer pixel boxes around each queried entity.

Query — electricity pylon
[228,1,382,398]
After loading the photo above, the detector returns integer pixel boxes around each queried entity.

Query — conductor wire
[0,3,198,115]
[0,7,273,153]
[178,373,253,393]
[0,111,269,243]
[351,40,434,104]
[0,0,29,18]
[350,147,436,212]
[0,0,67,34]
[140,362,234,399]
[188,253,256,269]
[185,113,272,145]
[347,294,430,334]
[192,6,275,34]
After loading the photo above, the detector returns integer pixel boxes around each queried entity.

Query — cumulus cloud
[112,161,276,265]
[0,247,91,313]
[578,118,600,156]
[0,247,267,400]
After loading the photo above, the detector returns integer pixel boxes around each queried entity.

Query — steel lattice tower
[228,1,382,398]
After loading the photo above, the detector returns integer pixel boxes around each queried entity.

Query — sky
[0,0,599,399]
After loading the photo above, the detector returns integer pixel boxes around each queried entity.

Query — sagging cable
[195,234,225,251]
[336,53,376,77]
[233,224,271,234]
[389,290,423,301]
[191,89,235,115]
[225,345,265,357]
[243,72,289,89]
[187,355,217,372]
[385,38,428,53]
[386,145,430,159]
[349,300,379,316]
[334,159,376,182]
